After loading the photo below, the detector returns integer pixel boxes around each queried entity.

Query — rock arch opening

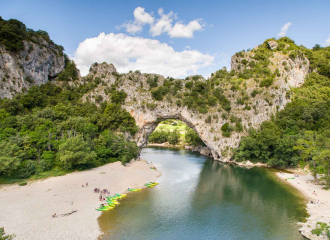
[133,115,214,158]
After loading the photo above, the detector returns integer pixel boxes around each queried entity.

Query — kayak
[115,193,127,197]
[106,202,116,207]
[127,188,141,192]
[144,184,154,188]
[95,206,113,211]
[107,200,119,205]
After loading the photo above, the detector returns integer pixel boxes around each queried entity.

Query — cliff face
[0,38,65,99]
[82,47,309,163]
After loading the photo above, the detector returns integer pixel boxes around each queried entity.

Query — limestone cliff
[82,44,309,163]
[0,38,65,99]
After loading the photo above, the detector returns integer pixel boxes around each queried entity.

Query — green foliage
[148,130,169,143]
[311,222,330,237]
[100,103,138,135]
[221,123,234,137]
[235,72,330,172]
[59,136,97,169]
[18,181,27,186]
[259,78,274,88]
[0,227,15,240]
[147,75,158,89]
[0,17,64,54]
[185,128,204,146]
[57,58,79,81]
[151,86,169,101]
[168,130,180,145]
[0,79,138,180]
[251,89,260,97]
[110,89,127,104]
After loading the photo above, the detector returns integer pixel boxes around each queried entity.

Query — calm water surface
[99,147,307,240]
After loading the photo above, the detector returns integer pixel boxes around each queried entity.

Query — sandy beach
[276,172,330,239]
[0,160,161,240]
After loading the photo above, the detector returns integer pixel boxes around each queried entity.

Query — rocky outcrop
[0,38,65,99]
[185,145,212,156]
[83,48,309,163]
[267,41,278,50]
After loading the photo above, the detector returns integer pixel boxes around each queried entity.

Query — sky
[1,0,330,78]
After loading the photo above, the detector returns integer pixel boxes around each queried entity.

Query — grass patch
[311,222,330,236]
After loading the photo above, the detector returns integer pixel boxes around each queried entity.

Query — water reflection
[99,147,307,240]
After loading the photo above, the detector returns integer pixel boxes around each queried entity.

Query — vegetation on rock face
[234,41,330,185]
[0,17,64,55]
[1,17,329,185]
[57,57,79,81]
[0,79,138,181]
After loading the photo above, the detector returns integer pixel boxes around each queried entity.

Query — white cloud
[169,20,203,38]
[325,34,330,46]
[133,6,154,24]
[117,7,154,34]
[73,32,215,78]
[278,22,292,37]
[119,7,204,38]
[150,9,174,37]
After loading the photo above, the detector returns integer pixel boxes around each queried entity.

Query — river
[99,147,308,240]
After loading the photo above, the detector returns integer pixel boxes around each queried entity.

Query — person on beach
[86,182,88,187]
[52,213,57,218]
[82,185,84,187]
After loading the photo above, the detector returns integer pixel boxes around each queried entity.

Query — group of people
[311,200,321,204]
[52,213,57,218]
[82,182,88,187]
[94,188,109,194]
[94,188,110,202]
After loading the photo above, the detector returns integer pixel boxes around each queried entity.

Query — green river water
[99,147,308,240]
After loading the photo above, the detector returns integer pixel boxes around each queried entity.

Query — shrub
[251,89,259,97]
[260,78,274,88]
[19,181,27,186]
[148,130,169,143]
[311,228,322,236]
[25,75,34,84]
[241,59,249,65]
[168,130,180,145]
[221,123,234,137]
[205,115,212,123]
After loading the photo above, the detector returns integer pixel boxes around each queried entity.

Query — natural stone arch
[127,108,223,160]
[131,112,214,157]
[83,50,309,163]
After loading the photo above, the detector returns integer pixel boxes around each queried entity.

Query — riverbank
[276,172,330,239]
[0,160,161,240]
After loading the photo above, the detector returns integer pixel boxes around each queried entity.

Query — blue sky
[1,0,330,78]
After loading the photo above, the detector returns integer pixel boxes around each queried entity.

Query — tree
[168,130,180,145]
[59,136,97,169]
[314,150,330,186]
[0,141,21,176]
[294,131,318,178]
[185,128,204,146]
